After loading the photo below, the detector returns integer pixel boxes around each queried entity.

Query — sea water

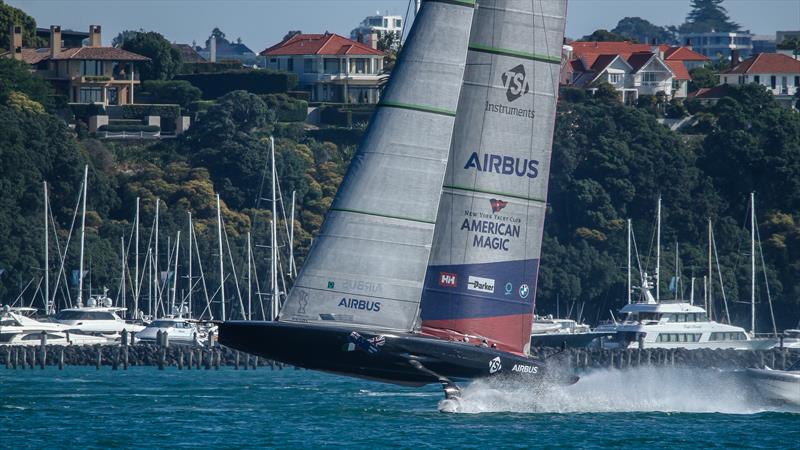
[1,366,797,448]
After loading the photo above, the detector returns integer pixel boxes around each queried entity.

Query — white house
[262,32,385,103]
[720,53,800,108]
[350,13,404,49]
[568,42,704,104]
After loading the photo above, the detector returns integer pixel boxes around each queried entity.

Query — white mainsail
[420,0,568,354]
[278,0,477,331]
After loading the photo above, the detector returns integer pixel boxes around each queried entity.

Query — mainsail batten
[420,0,568,354]
[278,1,476,331]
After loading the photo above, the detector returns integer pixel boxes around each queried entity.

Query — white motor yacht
[530,315,613,348]
[596,289,777,350]
[136,317,206,345]
[52,292,144,336]
[0,306,111,346]
[747,359,800,406]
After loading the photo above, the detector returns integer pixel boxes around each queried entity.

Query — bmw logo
[518,283,530,299]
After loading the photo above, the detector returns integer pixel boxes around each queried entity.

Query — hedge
[261,93,308,122]
[174,69,298,99]
[69,103,107,120]
[287,90,311,101]
[308,127,365,146]
[178,61,242,74]
[98,124,160,132]
[319,105,352,127]
[140,80,201,107]
[120,104,181,119]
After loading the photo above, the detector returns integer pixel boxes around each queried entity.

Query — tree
[141,80,201,107]
[688,65,719,91]
[580,29,629,42]
[680,0,740,34]
[111,29,143,48]
[206,27,228,47]
[0,1,45,51]
[0,57,53,110]
[282,30,302,42]
[612,17,676,44]
[121,31,182,80]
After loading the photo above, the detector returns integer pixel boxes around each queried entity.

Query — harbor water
[1,366,797,448]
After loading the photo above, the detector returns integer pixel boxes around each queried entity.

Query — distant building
[262,32,385,103]
[171,43,206,63]
[776,31,800,45]
[35,27,88,48]
[2,25,149,106]
[679,30,753,62]
[196,34,256,65]
[719,53,800,108]
[567,41,709,103]
[350,13,403,49]
[751,35,776,55]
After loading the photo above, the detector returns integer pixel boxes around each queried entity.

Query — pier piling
[59,347,65,370]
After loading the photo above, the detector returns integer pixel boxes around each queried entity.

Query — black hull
[219,321,553,387]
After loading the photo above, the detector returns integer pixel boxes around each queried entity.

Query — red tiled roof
[723,53,800,74]
[627,52,655,72]
[51,47,150,61]
[688,84,734,99]
[262,33,384,57]
[663,46,709,62]
[665,60,690,80]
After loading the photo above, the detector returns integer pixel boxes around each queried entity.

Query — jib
[338,297,381,312]
[464,152,539,179]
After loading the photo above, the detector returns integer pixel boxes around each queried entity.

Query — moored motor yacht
[530,315,613,348]
[136,317,209,345]
[51,291,144,336]
[0,306,111,346]
[595,289,777,350]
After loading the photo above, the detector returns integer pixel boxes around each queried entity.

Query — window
[395,19,402,28]
[738,75,746,84]
[54,310,115,320]
[287,58,294,71]
[609,73,622,83]
[771,75,777,89]
[383,18,388,27]
[22,333,63,341]
[795,76,800,87]
[78,87,103,103]
[323,58,340,74]
[80,60,103,76]
[723,76,728,84]
[270,58,277,63]
[303,58,315,73]
[643,72,657,83]
[754,75,760,84]
[354,58,366,74]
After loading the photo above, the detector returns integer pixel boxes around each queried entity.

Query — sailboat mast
[289,190,296,278]
[751,192,756,335]
[270,137,279,320]
[120,236,126,309]
[627,218,631,304]
[690,276,695,305]
[172,231,180,317]
[188,212,193,319]
[247,232,252,321]
[216,194,226,320]
[154,198,160,319]
[707,218,713,320]
[77,165,88,306]
[43,181,50,314]
[134,197,140,318]
[655,195,661,302]
[675,241,679,300]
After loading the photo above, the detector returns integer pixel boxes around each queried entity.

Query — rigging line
[754,209,778,337]
[711,226,732,324]
[51,176,84,309]
[47,189,71,309]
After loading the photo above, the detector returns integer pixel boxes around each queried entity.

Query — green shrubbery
[98,124,160,132]
[141,80,201,107]
[261,93,308,122]
[121,104,181,119]
[175,70,298,99]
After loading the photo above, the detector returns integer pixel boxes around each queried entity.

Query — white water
[448,367,783,414]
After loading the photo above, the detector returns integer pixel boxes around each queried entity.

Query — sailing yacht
[221,0,570,404]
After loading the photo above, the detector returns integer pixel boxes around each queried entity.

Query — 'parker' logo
[501,64,530,102]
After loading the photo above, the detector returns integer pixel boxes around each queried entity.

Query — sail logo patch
[501,64,530,102]
[439,272,457,288]
[489,357,502,374]
[490,198,508,213]
[518,283,530,299]
[338,297,381,312]
[467,276,495,294]
[464,152,539,179]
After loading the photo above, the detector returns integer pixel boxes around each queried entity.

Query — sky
[7,0,800,52]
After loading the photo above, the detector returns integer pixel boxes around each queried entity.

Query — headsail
[420,0,568,354]
[278,0,476,331]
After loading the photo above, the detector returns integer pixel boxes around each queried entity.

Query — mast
[187,212,193,319]
[154,198,160,319]
[247,232,252,320]
[707,218,713,320]
[43,182,50,314]
[120,236,126,309]
[216,194,226,320]
[172,230,180,317]
[77,165,88,307]
[134,197,140,319]
[627,218,632,304]
[655,195,661,302]
[270,137,279,320]
[289,190,296,278]
[690,276,695,305]
[674,241,679,300]
[750,192,756,335]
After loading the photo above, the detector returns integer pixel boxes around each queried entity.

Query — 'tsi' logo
[501,64,530,102]
[489,356,502,374]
